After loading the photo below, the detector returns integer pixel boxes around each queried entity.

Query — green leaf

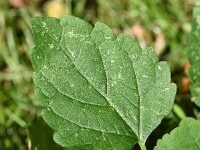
[154,117,200,150]
[31,16,176,149]
[29,117,63,150]
[187,7,200,106]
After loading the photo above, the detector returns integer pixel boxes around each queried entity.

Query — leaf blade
[187,7,200,106]
[155,118,200,150]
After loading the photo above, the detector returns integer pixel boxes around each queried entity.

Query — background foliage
[0,0,199,149]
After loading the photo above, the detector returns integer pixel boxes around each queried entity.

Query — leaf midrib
[122,48,141,139]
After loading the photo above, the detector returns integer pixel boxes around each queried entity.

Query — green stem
[138,141,147,150]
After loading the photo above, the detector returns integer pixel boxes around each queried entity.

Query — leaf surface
[155,118,200,150]
[31,16,176,149]
[187,7,200,106]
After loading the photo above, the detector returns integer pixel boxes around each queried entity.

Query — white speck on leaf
[42,22,46,28]
[68,31,76,38]
[142,75,148,78]
[41,31,45,36]
[158,66,161,70]
[165,88,169,91]
[105,36,111,39]
[118,73,122,79]
[111,60,115,63]
[70,84,75,88]
[49,44,54,49]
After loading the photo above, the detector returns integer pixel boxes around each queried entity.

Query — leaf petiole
[138,141,147,150]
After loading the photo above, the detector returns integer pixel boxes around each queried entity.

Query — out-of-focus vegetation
[0,0,199,149]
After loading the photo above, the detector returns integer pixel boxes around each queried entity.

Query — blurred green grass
[0,0,198,149]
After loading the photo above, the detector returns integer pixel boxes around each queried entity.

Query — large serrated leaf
[187,7,200,106]
[154,118,200,150]
[31,16,176,149]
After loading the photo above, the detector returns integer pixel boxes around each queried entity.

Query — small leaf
[155,118,200,150]
[29,117,63,150]
[187,7,200,106]
[31,16,176,149]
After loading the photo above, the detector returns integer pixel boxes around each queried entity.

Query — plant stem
[138,141,147,150]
